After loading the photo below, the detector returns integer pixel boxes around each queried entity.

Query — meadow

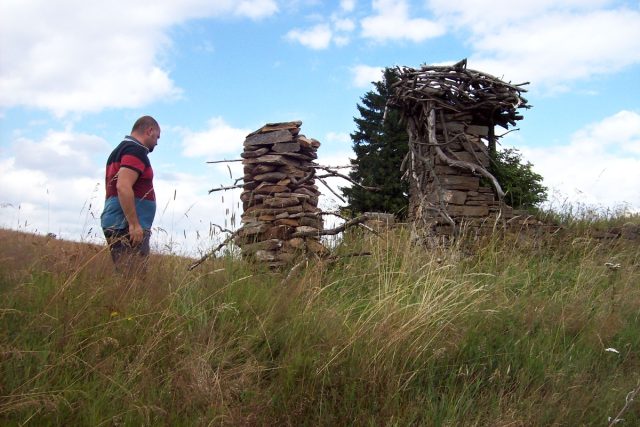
[1,213,639,426]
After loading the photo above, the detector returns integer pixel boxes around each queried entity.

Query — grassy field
[1,216,639,426]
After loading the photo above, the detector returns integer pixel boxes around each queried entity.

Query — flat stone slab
[272,142,301,153]
[247,121,302,136]
[241,147,270,158]
[244,129,293,147]
[254,171,288,182]
[243,154,303,167]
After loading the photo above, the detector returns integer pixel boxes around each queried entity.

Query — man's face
[144,126,160,152]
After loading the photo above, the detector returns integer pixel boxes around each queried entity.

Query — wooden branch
[209,223,233,234]
[495,128,520,138]
[281,257,310,285]
[429,109,505,199]
[206,159,242,164]
[208,184,243,194]
[413,114,456,231]
[291,214,375,238]
[440,109,486,176]
[310,165,353,170]
[290,170,315,186]
[315,166,381,192]
[188,230,240,271]
[609,380,640,427]
[317,177,346,203]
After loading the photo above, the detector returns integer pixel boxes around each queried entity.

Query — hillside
[1,221,640,425]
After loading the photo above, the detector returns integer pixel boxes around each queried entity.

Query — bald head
[131,116,160,152]
[131,116,159,134]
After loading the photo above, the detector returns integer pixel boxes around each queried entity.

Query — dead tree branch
[317,177,346,203]
[206,159,243,164]
[291,214,375,238]
[315,165,381,192]
[208,184,244,194]
[188,230,239,271]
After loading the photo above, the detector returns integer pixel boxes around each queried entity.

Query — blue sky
[1,0,639,255]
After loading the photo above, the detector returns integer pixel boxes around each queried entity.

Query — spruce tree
[342,68,409,218]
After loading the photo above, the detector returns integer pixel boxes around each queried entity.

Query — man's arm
[116,167,144,245]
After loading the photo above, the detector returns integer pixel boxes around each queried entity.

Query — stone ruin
[235,121,327,267]
[387,59,541,243]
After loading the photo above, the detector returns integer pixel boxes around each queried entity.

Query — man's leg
[104,229,150,276]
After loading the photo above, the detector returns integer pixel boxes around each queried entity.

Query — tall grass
[1,215,639,425]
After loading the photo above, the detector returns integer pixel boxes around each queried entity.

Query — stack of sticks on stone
[387,60,532,238]
[235,121,327,267]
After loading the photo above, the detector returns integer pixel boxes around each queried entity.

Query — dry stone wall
[235,121,327,266]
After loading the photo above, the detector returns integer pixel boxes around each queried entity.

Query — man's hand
[128,222,144,246]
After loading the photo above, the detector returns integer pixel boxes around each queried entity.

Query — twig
[209,223,233,234]
[188,230,239,271]
[609,380,640,426]
[208,184,243,194]
[310,165,353,170]
[290,170,315,186]
[291,214,375,238]
[206,159,242,164]
[315,166,381,192]
[281,257,309,285]
[495,128,520,138]
[317,210,379,235]
[317,177,346,203]
[428,107,504,199]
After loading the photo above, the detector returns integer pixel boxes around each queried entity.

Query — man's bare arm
[116,167,144,245]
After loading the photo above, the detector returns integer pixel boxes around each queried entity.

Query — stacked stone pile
[235,121,327,266]
[428,126,496,218]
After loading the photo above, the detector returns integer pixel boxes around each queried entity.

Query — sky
[1,0,639,256]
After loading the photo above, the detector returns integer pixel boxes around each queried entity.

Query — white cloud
[361,0,445,42]
[285,3,357,49]
[11,130,108,178]
[333,17,356,32]
[428,0,610,34]
[471,10,640,87]
[326,131,351,144]
[350,65,383,88]
[0,155,105,240]
[427,0,640,89]
[234,0,279,20]
[0,0,278,115]
[181,117,251,159]
[518,110,640,209]
[341,0,356,13]
[0,128,109,239]
[286,24,334,50]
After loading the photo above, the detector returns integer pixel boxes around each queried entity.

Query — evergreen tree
[342,68,409,218]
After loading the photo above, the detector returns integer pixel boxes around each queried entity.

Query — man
[101,116,160,273]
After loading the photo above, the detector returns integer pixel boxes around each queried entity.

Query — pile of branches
[385,59,531,242]
[387,58,530,129]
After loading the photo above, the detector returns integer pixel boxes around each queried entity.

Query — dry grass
[1,220,640,425]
